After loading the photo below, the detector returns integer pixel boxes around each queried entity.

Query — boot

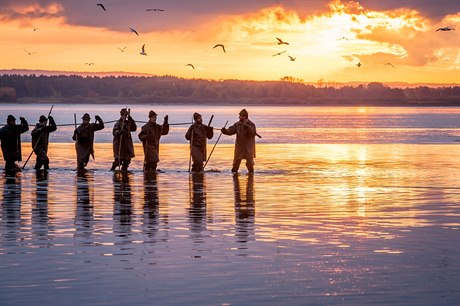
[110,161,118,171]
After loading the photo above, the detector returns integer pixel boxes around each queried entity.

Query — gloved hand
[19,117,26,122]
[48,115,55,124]
[95,115,101,122]
[164,115,169,124]
[221,128,225,133]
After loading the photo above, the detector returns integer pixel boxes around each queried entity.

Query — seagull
[185,64,195,70]
[23,49,36,55]
[276,37,289,45]
[385,62,395,68]
[85,63,94,66]
[118,46,127,52]
[33,27,39,31]
[213,44,226,53]
[140,44,147,56]
[337,36,349,41]
[436,26,455,32]
[272,50,286,56]
[288,55,296,61]
[97,3,106,11]
[356,62,362,67]
[129,27,139,36]
[146,8,164,12]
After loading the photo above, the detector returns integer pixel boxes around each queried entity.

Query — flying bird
[146,8,164,12]
[356,62,362,68]
[97,3,106,11]
[385,62,395,68]
[272,50,287,56]
[288,55,296,61]
[276,37,289,45]
[337,36,349,41]
[436,26,455,32]
[118,46,127,52]
[213,44,226,53]
[85,63,94,66]
[129,27,139,36]
[23,49,36,55]
[33,27,39,31]
[140,44,147,56]
[185,64,195,70]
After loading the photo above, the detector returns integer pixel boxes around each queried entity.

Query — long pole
[22,104,54,169]
[203,120,228,170]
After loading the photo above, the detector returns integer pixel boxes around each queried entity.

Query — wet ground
[0,143,459,305]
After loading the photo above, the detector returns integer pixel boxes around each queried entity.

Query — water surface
[1,143,459,305]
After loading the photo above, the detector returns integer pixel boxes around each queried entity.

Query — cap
[39,115,47,122]
[148,110,157,118]
[7,115,16,122]
[193,112,201,120]
[81,113,91,120]
[239,109,248,116]
[120,108,128,115]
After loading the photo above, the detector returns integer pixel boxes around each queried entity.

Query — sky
[0,0,459,84]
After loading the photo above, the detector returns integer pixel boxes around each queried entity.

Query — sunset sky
[0,0,458,83]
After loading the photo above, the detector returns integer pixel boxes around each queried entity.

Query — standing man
[72,113,104,171]
[221,109,257,173]
[0,115,29,172]
[31,115,57,170]
[138,110,169,172]
[111,108,137,171]
[185,112,213,172]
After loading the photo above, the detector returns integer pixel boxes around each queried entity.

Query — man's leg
[246,156,254,173]
[232,159,242,173]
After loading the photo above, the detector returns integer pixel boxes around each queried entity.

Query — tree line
[0,74,459,106]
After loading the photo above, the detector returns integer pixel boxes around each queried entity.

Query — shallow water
[1,104,460,144]
[1,143,459,305]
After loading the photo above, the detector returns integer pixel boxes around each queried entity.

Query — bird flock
[26,3,457,73]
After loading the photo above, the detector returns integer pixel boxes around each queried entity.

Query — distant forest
[1,74,459,106]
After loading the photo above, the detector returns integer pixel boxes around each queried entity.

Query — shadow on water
[1,172,22,243]
[113,171,133,240]
[233,173,255,252]
[143,171,159,240]
[75,170,95,245]
[32,170,50,243]
[188,172,207,238]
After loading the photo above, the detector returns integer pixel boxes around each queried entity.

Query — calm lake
[0,104,459,305]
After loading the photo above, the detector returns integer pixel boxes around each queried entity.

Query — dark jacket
[113,117,137,160]
[72,118,104,161]
[31,117,57,154]
[185,123,213,162]
[0,118,29,162]
[138,121,169,163]
[222,119,256,159]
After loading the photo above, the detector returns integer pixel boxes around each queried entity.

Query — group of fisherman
[0,108,257,174]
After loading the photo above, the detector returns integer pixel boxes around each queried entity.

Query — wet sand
[1,143,459,305]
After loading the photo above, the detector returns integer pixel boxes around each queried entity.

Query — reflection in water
[32,170,50,243]
[143,171,159,239]
[233,173,255,250]
[1,172,22,243]
[75,171,95,245]
[113,172,133,239]
[188,172,207,236]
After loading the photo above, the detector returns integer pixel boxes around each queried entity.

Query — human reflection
[113,171,133,238]
[75,170,94,244]
[1,172,22,242]
[32,170,50,242]
[143,171,159,239]
[188,172,207,236]
[233,173,255,249]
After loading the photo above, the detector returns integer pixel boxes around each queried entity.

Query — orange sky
[0,0,458,83]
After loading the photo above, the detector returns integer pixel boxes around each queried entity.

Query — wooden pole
[203,120,228,170]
